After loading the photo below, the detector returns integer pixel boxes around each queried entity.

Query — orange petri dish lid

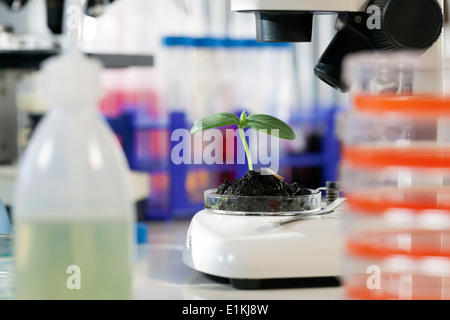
[346,229,450,259]
[345,191,450,213]
[353,94,450,116]
[342,145,450,168]
[344,276,450,300]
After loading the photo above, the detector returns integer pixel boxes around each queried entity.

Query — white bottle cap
[41,51,103,105]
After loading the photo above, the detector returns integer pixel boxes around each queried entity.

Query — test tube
[162,36,195,118]
[192,37,221,119]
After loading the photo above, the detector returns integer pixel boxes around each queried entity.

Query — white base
[182,209,343,282]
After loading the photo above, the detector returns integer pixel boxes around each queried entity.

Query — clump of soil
[209,170,316,213]
[216,170,311,197]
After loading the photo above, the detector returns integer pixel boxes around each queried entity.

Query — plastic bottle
[13,51,135,300]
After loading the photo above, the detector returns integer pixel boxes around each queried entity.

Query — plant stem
[239,126,253,171]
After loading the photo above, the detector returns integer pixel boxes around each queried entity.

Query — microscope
[0,0,152,164]
[232,0,445,92]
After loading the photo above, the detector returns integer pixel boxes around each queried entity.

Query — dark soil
[216,170,311,197]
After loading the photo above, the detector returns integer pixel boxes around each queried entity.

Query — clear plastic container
[340,52,450,300]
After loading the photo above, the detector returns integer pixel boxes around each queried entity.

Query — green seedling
[191,111,296,172]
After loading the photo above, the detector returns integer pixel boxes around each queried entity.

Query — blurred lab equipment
[232,0,444,92]
[339,52,450,300]
[0,0,152,164]
[0,0,153,237]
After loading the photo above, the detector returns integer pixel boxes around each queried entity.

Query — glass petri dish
[204,189,322,216]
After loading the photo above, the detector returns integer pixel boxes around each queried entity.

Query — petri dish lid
[342,145,450,168]
[352,94,450,116]
[343,51,450,104]
[346,188,450,213]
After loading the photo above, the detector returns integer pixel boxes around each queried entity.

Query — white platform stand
[183,208,343,289]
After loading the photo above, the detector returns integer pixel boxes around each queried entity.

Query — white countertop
[134,219,344,300]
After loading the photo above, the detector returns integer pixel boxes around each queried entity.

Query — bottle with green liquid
[13,51,135,300]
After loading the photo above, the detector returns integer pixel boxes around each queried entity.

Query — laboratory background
[0,0,345,220]
[1,0,450,301]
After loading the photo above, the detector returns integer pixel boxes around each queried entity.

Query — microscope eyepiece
[255,11,314,43]
[314,12,375,93]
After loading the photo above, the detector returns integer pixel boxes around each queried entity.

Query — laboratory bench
[134,219,343,300]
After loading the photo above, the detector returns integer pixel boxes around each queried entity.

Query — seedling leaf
[190,112,240,135]
[246,114,296,140]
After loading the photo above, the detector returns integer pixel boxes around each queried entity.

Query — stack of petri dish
[339,52,450,300]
